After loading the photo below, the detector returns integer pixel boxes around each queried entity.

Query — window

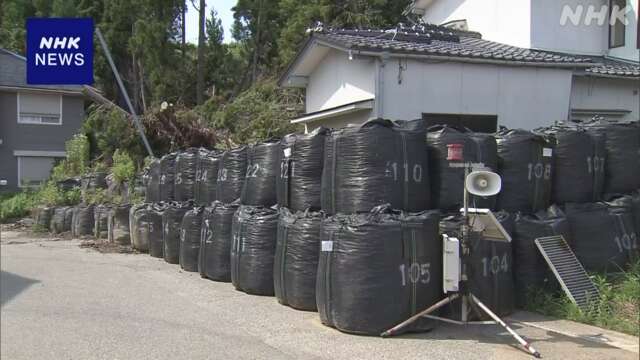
[609,0,626,48]
[422,113,498,133]
[17,93,62,125]
[17,156,56,188]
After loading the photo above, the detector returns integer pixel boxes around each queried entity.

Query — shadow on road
[0,271,39,306]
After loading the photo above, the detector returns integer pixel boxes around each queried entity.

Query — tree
[196,0,206,104]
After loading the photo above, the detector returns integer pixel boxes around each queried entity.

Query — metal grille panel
[534,236,600,312]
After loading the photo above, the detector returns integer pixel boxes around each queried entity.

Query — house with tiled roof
[279,2,639,132]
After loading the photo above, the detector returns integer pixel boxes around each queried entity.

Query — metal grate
[534,235,600,312]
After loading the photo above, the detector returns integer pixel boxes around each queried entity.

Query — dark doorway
[422,113,498,133]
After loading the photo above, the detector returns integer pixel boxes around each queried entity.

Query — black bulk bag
[175,148,199,201]
[426,126,498,210]
[63,207,74,232]
[586,122,640,196]
[231,205,279,295]
[108,204,131,245]
[130,203,149,251]
[439,211,514,318]
[162,201,192,264]
[195,149,221,205]
[241,140,280,206]
[179,206,204,272]
[540,126,605,204]
[144,158,161,202]
[93,204,110,239]
[72,204,94,237]
[496,129,553,213]
[277,127,327,211]
[321,119,430,215]
[147,203,166,258]
[316,206,441,335]
[513,206,570,308]
[33,206,53,230]
[566,202,638,273]
[199,201,239,281]
[159,153,177,201]
[216,147,248,203]
[50,207,70,233]
[274,208,322,311]
[81,171,108,192]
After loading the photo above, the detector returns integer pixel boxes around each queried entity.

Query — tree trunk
[196,0,206,105]
[251,0,263,84]
[182,1,187,57]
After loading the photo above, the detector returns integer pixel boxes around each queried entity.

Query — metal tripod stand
[381,165,541,358]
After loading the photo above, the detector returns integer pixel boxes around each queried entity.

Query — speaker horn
[465,170,501,197]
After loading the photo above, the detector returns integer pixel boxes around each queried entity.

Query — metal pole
[95,28,154,158]
[470,294,541,358]
[381,294,459,337]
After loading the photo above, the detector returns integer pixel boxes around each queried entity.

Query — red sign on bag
[447,143,464,161]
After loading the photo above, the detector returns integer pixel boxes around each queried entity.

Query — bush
[112,149,136,184]
[526,261,640,336]
[0,191,37,223]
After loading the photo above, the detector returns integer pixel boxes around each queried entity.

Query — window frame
[609,0,626,49]
[16,92,63,126]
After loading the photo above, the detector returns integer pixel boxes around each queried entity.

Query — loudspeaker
[465,171,501,197]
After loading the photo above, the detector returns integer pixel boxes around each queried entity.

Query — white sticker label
[283,147,292,158]
[321,241,333,252]
[543,148,552,157]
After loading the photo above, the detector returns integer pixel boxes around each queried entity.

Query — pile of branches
[142,105,218,152]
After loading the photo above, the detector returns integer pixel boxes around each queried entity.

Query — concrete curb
[507,311,639,354]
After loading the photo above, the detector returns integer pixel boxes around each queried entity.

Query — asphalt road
[1,231,637,360]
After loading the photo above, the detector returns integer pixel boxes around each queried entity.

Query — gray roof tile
[312,25,639,77]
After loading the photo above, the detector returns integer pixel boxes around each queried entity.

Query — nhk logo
[26,18,94,85]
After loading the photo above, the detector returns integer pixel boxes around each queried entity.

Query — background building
[0,48,87,193]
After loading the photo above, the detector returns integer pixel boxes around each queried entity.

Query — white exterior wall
[570,76,640,120]
[305,49,376,112]
[380,59,574,130]
[421,0,532,48]
[421,0,639,61]
[304,110,373,133]
[531,0,608,55]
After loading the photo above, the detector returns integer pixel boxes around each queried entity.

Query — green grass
[0,191,38,223]
[526,261,640,336]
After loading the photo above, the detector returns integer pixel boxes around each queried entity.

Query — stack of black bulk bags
[496,129,553,213]
[586,121,640,198]
[316,206,441,335]
[241,140,280,206]
[217,147,248,203]
[512,206,571,307]
[162,201,192,264]
[147,203,166,258]
[231,205,279,295]
[179,206,204,272]
[321,119,430,214]
[274,208,322,311]
[277,127,327,211]
[93,204,110,239]
[144,159,161,202]
[427,126,498,210]
[72,204,94,237]
[159,153,177,202]
[195,149,221,205]
[175,148,199,202]
[540,126,606,204]
[199,202,240,281]
[108,204,131,245]
[566,201,638,273]
[439,211,514,318]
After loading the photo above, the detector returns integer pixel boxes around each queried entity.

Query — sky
[185,0,237,44]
